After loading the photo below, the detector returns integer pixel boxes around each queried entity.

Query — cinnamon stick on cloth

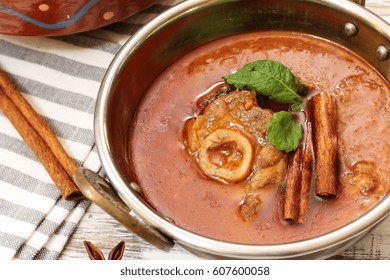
[0,72,82,200]
[312,92,338,199]
[0,71,78,178]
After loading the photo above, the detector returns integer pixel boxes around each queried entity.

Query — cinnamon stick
[312,92,338,199]
[0,74,82,200]
[283,146,302,224]
[283,100,314,224]
[0,71,77,177]
[297,102,314,224]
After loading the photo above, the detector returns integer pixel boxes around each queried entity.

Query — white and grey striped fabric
[0,0,183,260]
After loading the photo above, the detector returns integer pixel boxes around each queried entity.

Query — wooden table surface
[59,0,390,260]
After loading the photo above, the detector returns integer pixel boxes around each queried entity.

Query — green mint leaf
[290,101,304,111]
[223,60,304,109]
[266,111,302,152]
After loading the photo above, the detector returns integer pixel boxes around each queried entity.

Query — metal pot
[74,0,390,259]
[0,0,156,36]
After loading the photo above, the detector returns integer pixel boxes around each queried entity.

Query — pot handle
[73,167,174,252]
[351,0,365,6]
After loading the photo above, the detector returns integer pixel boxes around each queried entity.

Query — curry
[128,31,390,244]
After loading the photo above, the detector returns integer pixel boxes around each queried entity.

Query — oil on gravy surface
[128,31,390,244]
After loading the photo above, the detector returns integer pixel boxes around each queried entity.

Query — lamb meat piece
[198,84,231,108]
[186,90,288,221]
[240,194,261,222]
[347,161,384,196]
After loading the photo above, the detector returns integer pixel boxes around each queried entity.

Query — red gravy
[128,31,390,244]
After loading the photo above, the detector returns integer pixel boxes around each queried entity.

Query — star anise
[83,240,125,260]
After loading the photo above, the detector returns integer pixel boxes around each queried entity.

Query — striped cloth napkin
[0,0,182,260]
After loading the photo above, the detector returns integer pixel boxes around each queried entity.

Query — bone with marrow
[186,90,287,221]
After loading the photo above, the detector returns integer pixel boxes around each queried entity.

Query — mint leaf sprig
[223,60,305,110]
[266,111,302,153]
[223,60,305,152]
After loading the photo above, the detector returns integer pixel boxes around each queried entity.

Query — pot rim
[95,0,390,259]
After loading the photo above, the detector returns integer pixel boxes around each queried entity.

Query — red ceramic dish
[0,0,156,36]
